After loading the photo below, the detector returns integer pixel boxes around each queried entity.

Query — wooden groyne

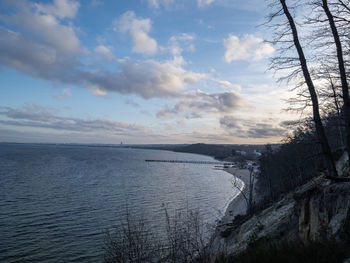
[145,159,235,165]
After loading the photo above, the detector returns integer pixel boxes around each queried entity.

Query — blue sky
[0,0,296,144]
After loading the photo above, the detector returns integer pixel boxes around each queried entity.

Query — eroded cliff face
[214,176,350,256]
[297,182,350,242]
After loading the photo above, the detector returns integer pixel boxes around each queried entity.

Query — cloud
[0,2,203,99]
[94,45,116,60]
[81,59,204,99]
[170,33,195,42]
[35,0,80,19]
[216,80,242,91]
[219,116,242,129]
[157,90,246,119]
[54,88,72,100]
[0,0,82,82]
[91,0,103,7]
[197,0,216,7]
[147,0,175,9]
[279,120,301,127]
[223,34,274,62]
[169,33,195,56]
[167,33,196,66]
[246,124,285,138]
[116,11,157,55]
[220,116,286,138]
[0,105,148,135]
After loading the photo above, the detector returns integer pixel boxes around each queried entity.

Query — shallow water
[0,143,239,262]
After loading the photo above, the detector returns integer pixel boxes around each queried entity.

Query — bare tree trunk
[321,0,350,167]
[330,77,345,147]
[280,0,338,177]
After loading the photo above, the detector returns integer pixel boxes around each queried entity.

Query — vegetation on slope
[217,239,350,263]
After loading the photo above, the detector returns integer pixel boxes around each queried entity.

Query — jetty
[145,159,235,165]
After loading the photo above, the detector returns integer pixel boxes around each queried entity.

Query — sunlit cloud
[115,11,158,55]
[223,34,274,62]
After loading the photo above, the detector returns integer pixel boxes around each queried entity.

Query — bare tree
[104,207,218,263]
[164,207,216,263]
[267,0,338,177]
[320,0,350,167]
[103,213,161,263]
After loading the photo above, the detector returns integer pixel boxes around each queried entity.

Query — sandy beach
[217,167,252,229]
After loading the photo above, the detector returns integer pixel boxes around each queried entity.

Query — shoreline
[216,167,252,231]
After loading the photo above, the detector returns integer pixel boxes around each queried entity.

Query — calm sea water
[0,144,241,262]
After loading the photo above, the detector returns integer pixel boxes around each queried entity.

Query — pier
[145,159,235,165]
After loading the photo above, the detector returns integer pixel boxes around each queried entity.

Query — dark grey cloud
[157,90,246,119]
[279,120,301,127]
[220,115,286,139]
[219,115,243,129]
[189,131,228,142]
[0,105,148,135]
[246,123,286,138]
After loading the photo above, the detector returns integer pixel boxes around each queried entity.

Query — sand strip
[217,167,251,228]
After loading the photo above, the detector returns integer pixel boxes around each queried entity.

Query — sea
[0,143,241,262]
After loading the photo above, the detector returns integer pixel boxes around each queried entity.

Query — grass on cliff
[217,238,350,263]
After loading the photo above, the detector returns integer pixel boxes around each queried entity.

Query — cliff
[213,153,350,258]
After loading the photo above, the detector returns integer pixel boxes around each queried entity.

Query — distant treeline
[131,143,280,161]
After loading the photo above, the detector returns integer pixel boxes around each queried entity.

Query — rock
[213,176,350,257]
[297,182,350,242]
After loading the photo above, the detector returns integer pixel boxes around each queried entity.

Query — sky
[0,0,298,144]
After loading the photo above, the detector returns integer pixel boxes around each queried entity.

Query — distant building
[254,150,262,157]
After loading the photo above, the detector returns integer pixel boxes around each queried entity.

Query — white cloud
[169,33,195,55]
[62,88,71,96]
[0,2,205,100]
[170,33,195,42]
[91,0,103,7]
[94,45,116,60]
[217,80,242,91]
[147,0,175,9]
[54,88,72,100]
[83,59,204,99]
[197,0,216,7]
[148,0,160,8]
[0,0,83,86]
[116,11,158,55]
[167,33,196,65]
[35,0,80,19]
[0,25,202,99]
[223,34,274,62]
[87,85,108,97]
[1,1,81,56]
